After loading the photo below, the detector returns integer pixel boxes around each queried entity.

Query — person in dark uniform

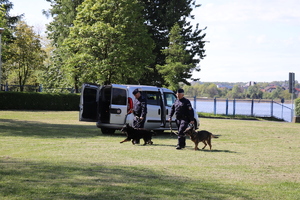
[132,88,147,143]
[169,89,194,149]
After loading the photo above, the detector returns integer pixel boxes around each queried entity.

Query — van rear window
[112,88,126,105]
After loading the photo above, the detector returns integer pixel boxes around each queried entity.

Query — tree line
[182,81,300,100]
[0,0,207,92]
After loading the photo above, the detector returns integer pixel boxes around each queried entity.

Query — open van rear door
[79,83,100,122]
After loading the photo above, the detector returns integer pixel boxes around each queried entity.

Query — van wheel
[101,128,115,134]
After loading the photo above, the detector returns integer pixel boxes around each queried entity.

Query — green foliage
[0,0,22,28]
[45,0,206,88]
[0,92,79,110]
[182,81,299,100]
[139,0,206,86]
[62,0,155,86]
[246,84,263,99]
[44,0,84,92]
[295,98,300,116]
[157,23,194,91]
[4,21,46,90]
[45,0,84,47]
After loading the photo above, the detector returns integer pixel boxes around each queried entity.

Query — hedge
[295,98,300,117]
[0,92,80,111]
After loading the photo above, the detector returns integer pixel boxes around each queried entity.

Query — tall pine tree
[139,0,206,86]
[157,23,194,91]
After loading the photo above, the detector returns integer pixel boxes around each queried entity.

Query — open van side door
[79,83,100,122]
[109,84,129,125]
[143,88,163,128]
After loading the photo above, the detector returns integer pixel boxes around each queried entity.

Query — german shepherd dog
[120,124,153,145]
[183,126,218,150]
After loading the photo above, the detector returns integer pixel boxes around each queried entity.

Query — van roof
[111,84,174,93]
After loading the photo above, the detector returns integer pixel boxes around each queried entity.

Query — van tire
[101,128,115,134]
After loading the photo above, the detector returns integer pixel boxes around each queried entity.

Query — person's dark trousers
[132,117,146,144]
[176,119,189,149]
[177,136,186,148]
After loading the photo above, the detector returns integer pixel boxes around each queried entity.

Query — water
[190,100,294,122]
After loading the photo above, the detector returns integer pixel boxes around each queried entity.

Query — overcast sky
[10,0,300,83]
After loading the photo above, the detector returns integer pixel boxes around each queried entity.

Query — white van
[79,83,199,134]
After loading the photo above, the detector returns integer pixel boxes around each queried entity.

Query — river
[190,99,294,122]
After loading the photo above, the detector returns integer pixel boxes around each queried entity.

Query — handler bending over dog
[132,88,147,144]
[169,89,194,150]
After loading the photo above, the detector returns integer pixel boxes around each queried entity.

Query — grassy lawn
[0,111,299,200]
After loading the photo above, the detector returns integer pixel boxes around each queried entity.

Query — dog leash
[169,120,178,136]
[132,116,144,130]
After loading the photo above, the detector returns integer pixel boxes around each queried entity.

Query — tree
[43,0,84,91]
[206,83,219,98]
[270,86,286,100]
[5,21,46,91]
[246,85,263,99]
[139,0,206,86]
[38,36,71,93]
[62,0,154,87]
[45,0,84,47]
[0,0,23,85]
[157,23,195,91]
[45,0,206,89]
[228,84,243,99]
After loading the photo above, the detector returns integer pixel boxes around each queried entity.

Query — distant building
[244,81,257,87]
[264,86,286,93]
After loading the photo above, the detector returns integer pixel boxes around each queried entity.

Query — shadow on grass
[201,149,238,153]
[0,119,100,138]
[0,158,252,200]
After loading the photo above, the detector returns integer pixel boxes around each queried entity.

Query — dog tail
[211,134,218,138]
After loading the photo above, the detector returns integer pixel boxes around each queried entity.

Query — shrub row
[295,98,300,116]
[0,92,80,111]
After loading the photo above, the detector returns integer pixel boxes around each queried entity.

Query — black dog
[120,124,153,145]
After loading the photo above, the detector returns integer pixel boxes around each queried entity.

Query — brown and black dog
[120,124,153,145]
[183,126,218,150]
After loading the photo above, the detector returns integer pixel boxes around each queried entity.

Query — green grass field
[1,111,299,200]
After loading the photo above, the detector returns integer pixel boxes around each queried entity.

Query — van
[79,83,199,134]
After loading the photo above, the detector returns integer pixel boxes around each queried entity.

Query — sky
[9,0,300,83]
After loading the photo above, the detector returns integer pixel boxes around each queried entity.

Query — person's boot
[181,137,186,148]
[179,137,186,148]
[176,138,182,149]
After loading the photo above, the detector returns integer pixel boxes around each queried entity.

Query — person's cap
[132,88,140,95]
[177,89,184,94]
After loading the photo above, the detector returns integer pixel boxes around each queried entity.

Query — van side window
[164,93,176,107]
[112,88,126,105]
[146,91,160,105]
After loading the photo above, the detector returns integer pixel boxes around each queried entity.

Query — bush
[0,92,80,111]
[295,98,300,116]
